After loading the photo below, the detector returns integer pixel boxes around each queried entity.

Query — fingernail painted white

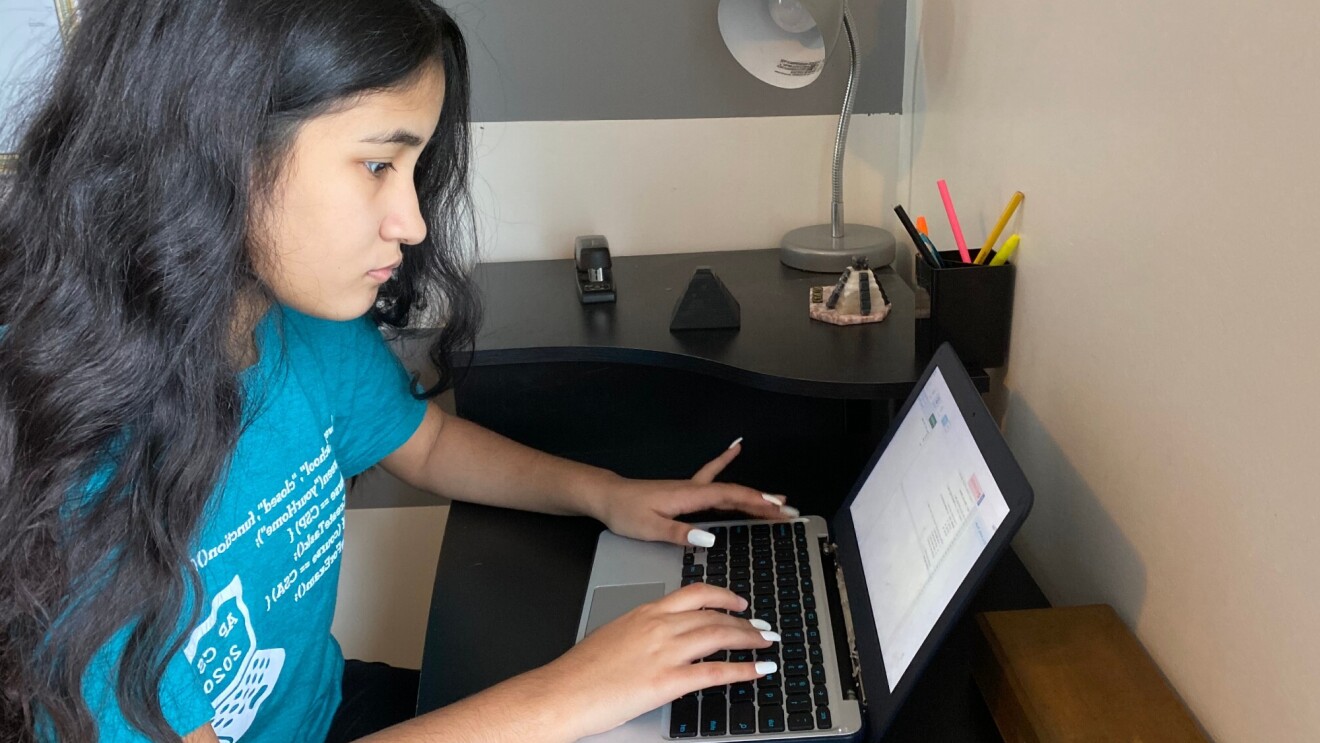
[687,529,716,548]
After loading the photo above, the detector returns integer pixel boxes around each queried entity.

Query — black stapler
[574,235,616,304]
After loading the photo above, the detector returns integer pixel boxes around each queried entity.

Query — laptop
[574,343,1034,741]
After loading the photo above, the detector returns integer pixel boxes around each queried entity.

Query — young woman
[0,1,799,741]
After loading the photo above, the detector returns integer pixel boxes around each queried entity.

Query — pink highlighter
[937,179,973,263]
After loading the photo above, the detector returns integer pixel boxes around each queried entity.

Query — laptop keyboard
[670,522,833,737]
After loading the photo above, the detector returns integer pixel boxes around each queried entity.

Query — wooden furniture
[974,605,1208,742]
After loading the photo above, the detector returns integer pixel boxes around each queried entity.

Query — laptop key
[782,644,806,661]
[730,650,753,663]
[753,569,773,583]
[808,645,823,664]
[777,587,799,602]
[753,609,776,626]
[757,686,782,706]
[683,565,704,578]
[803,593,816,610]
[707,576,727,588]
[757,671,781,687]
[781,629,804,644]
[780,600,801,614]
[707,563,727,577]
[810,664,826,684]
[703,650,727,662]
[754,595,776,610]
[700,693,727,736]
[783,660,808,677]
[757,705,784,733]
[785,677,810,694]
[786,694,812,714]
[780,614,803,630]
[804,610,819,627]
[793,521,805,535]
[711,526,727,550]
[729,702,756,735]
[753,582,775,596]
[670,697,698,738]
[805,627,821,644]
[729,681,755,704]
[815,705,832,730]
[788,712,815,731]
[813,684,829,706]
[684,552,695,566]
[681,577,703,587]
[731,579,751,593]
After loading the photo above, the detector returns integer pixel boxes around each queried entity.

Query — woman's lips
[367,262,401,283]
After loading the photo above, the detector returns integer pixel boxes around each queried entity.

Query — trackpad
[584,583,666,636]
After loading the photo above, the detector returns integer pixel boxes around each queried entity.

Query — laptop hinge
[822,540,867,709]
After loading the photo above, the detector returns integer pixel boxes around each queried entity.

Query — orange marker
[915,216,929,236]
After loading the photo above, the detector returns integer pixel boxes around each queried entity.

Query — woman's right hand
[540,583,779,740]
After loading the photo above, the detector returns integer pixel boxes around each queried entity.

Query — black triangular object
[669,267,740,331]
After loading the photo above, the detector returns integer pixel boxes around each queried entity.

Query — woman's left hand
[596,439,799,547]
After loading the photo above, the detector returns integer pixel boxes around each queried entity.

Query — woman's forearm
[380,405,619,520]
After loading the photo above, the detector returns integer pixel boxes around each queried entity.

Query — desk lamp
[718,0,896,273]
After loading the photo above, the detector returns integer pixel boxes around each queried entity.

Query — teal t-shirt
[79,307,427,742]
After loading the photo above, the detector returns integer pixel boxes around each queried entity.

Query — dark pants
[323,660,420,743]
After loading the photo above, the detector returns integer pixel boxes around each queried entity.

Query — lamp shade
[717,0,844,89]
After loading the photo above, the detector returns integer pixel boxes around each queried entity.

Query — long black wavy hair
[0,0,478,739]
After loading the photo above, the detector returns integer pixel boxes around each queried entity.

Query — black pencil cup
[915,250,1015,368]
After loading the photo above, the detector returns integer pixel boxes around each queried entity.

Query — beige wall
[332,504,448,668]
[466,115,902,264]
[902,1,1320,739]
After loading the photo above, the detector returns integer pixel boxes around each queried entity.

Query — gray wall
[450,0,906,122]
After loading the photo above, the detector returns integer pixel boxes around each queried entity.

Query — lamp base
[779,223,896,273]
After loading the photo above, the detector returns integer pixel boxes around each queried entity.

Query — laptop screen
[847,367,1012,690]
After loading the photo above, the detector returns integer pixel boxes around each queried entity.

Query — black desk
[446,249,988,512]
[418,249,1044,741]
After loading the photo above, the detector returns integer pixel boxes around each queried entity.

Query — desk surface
[470,249,939,399]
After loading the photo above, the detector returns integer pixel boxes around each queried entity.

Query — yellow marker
[915,216,929,236]
[988,234,1020,266]
[974,191,1024,264]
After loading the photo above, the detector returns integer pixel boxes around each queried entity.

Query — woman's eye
[365,161,395,176]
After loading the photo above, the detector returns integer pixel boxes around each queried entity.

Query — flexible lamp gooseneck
[718,0,895,273]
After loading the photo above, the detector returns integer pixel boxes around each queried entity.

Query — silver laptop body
[574,515,864,742]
